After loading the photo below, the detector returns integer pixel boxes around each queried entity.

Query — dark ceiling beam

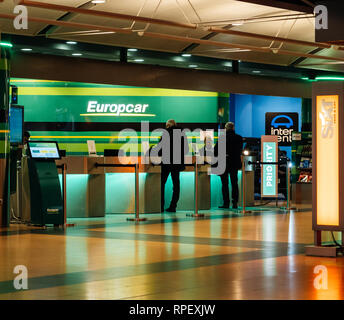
[289,47,325,66]
[37,1,95,36]
[182,31,219,53]
[236,0,314,13]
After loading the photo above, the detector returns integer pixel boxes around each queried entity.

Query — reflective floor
[0,206,343,300]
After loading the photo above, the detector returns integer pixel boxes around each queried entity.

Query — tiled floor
[0,206,343,300]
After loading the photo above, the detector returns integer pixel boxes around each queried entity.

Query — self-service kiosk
[26,141,64,226]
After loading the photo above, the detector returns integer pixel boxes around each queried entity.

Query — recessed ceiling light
[91,0,106,3]
[128,48,138,52]
[182,54,191,57]
[72,53,83,56]
[232,21,244,26]
[66,41,77,45]
[252,70,261,74]
[21,48,32,51]
[134,59,144,62]
[189,64,198,68]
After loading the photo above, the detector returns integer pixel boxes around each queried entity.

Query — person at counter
[22,131,31,156]
[215,122,243,209]
[156,119,189,213]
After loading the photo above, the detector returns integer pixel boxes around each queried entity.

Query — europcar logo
[265,113,299,146]
[80,101,156,117]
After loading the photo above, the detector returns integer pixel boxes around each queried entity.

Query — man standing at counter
[158,119,189,213]
[216,122,243,209]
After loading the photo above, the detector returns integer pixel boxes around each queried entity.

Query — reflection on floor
[0,206,343,300]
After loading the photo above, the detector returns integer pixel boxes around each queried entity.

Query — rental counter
[54,156,214,217]
[16,155,254,219]
[55,155,254,217]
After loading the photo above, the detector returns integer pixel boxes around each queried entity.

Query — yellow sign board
[316,95,340,226]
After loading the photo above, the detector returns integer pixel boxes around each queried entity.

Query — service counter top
[54,156,253,218]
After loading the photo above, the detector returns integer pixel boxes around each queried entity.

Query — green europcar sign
[261,136,278,197]
[10,79,226,155]
[11,79,221,123]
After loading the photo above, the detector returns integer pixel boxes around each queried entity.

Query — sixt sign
[265,112,299,146]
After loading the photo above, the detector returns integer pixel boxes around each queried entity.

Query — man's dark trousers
[220,168,239,206]
[161,165,180,210]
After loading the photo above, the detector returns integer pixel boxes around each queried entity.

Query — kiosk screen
[9,105,24,145]
[28,142,61,159]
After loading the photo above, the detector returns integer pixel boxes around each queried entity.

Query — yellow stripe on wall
[31,135,218,139]
[0,59,10,71]
[16,87,219,97]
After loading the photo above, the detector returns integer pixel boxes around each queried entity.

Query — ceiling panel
[1,0,343,73]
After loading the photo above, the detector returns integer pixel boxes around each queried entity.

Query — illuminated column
[0,40,11,227]
[307,81,344,255]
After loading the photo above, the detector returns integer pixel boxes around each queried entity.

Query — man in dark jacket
[157,119,189,213]
[215,122,243,209]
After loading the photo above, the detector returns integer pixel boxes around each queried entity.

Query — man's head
[23,131,30,144]
[225,122,235,132]
[166,119,177,129]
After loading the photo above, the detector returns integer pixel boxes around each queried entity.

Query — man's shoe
[219,204,229,209]
[166,207,176,213]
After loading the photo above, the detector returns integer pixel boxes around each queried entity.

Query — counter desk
[55,156,215,218]
[17,155,254,219]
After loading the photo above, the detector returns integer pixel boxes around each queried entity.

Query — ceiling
[1,0,343,74]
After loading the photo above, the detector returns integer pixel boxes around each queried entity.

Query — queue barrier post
[236,156,252,214]
[186,162,206,218]
[280,161,297,212]
[56,163,75,228]
[95,162,147,222]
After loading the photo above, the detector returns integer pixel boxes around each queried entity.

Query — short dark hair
[24,131,30,138]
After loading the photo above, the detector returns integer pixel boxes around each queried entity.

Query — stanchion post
[186,161,205,218]
[63,163,67,225]
[127,162,147,222]
[62,163,75,228]
[238,155,252,214]
[280,161,297,212]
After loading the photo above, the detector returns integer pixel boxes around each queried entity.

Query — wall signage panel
[265,112,299,146]
[11,79,220,124]
[261,135,278,198]
[315,94,340,227]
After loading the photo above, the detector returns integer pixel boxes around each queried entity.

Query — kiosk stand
[27,141,64,227]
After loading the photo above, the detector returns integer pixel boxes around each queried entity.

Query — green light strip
[302,76,344,81]
[0,42,13,48]
[316,76,344,81]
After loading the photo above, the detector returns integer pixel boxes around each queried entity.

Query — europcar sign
[265,112,299,146]
[261,136,278,198]
[82,101,155,117]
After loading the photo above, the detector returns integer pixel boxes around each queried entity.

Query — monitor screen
[9,106,24,145]
[28,142,61,160]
